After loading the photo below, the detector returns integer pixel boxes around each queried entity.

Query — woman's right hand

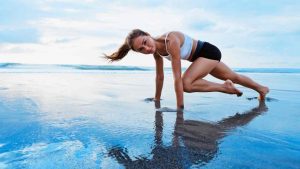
[144,97,161,102]
[156,107,183,112]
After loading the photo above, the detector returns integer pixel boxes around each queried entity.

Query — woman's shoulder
[155,31,185,48]
[153,31,182,45]
[165,31,185,46]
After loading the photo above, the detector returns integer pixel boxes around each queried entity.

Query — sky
[0,0,299,68]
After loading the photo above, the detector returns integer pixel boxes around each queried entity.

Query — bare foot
[258,86,269,100]
[224,80,243,97]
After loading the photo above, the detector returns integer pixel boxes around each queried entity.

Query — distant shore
[1,63,300,73]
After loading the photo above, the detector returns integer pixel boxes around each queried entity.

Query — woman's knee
[182,78,193,93]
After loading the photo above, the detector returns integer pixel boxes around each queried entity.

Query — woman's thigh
[183,57,219,83]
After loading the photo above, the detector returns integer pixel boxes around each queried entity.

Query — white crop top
[159,32,193,61]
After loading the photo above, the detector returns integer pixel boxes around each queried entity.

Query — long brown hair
[104,29,150,62]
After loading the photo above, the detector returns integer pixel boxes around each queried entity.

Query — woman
[104,29,269,110]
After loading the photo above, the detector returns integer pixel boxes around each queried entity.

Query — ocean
[0,63,299,169]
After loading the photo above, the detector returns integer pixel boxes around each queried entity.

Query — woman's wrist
[154,97,161,101]
[177,105,184,111]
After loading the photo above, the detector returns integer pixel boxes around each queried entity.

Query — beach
[0,64,300,169]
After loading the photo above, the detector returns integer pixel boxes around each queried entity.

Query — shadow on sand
[108,101,268,169]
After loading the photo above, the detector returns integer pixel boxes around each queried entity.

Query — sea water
[0,64,299,169]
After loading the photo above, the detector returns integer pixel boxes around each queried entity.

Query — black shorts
[189,41,222,62]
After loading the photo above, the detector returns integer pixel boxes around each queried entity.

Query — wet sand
[0,67,299,168]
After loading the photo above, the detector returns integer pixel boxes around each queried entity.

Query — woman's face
[132,35,156,54]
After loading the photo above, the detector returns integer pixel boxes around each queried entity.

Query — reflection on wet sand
[109,101,268,169]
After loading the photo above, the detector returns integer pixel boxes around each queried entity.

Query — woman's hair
[104,29,150,62]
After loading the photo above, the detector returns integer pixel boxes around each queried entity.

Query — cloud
[54,37,79,43]
[0,0,299,67]
[0,44,35,53]
[99,43,119,51]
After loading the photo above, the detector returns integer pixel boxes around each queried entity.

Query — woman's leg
[210,62,269,99]
[182,57,242,95]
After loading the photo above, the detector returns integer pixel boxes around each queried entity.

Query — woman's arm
[166,33,184,110]
[153,53,164,101]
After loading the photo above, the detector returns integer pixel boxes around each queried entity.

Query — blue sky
[0,0,299,68]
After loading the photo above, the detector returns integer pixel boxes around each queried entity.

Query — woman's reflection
[109,101,268,168]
